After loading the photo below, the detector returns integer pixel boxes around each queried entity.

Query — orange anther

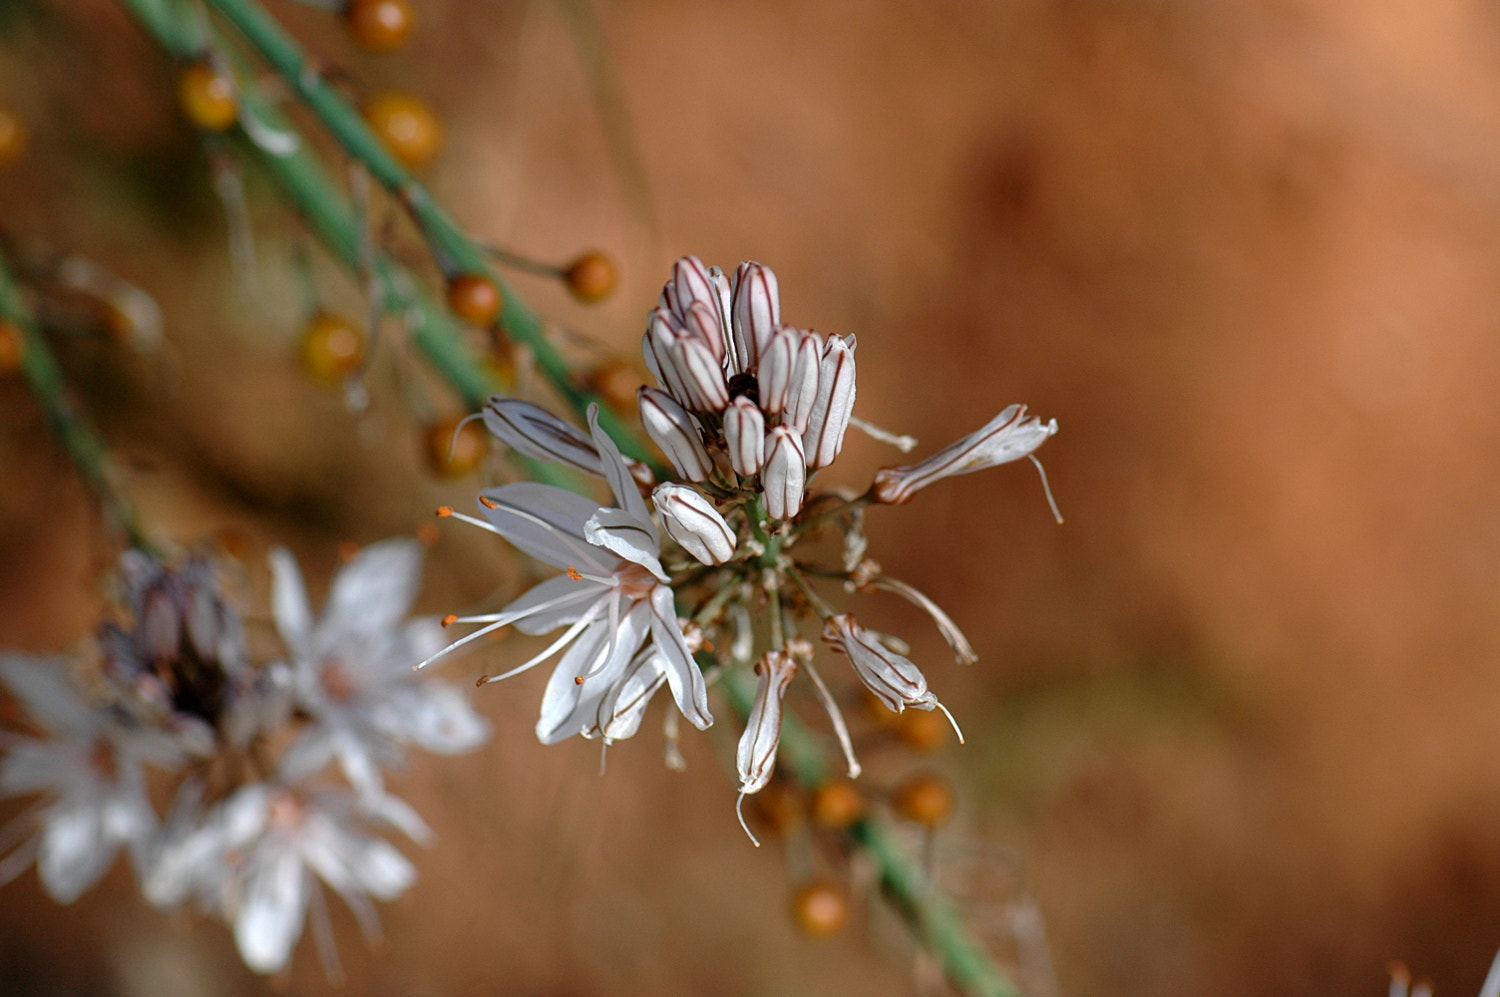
[566,566,583,581]
[441,614,458,627]
[436,506,453,517]
[479,496,499,509]
[475,675,489,687]
[574,676,585,686]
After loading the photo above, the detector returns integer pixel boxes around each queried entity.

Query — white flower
[428,404,713,742]
[146,782,429,976]
[269,539,488,802]
[0,654,181,903]
[821,614,962,741]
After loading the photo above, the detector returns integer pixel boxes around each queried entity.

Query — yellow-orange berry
[893,706,951,751]
[892,772,956,830]
[424,415,487,478]
[363,92,441,171]
[0,106,26,165]
[344,0,414,52]
[299,312,365,384]
[564,250,617,303]
[809,779,865,830]
[747,780,802,840]
[177,62,237,132]
[587,360,642,415]
[446,273,502,326]
[790,878,849,938]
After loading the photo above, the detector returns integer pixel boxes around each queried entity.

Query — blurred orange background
[6,1,1500,995]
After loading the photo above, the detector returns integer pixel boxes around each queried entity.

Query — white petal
[383,683,489,754]
[536,604,649,744]
[235,849,309,974]
[38,800,113,903]
[586,404,655,530]
[499,574,607,635]
[649,586,713,730]
[584,509,669,582]
[0,656,92,736]
[323,538,424,641]
[483,397,603,477]
[479,483,616,573]
[268,548,315,657]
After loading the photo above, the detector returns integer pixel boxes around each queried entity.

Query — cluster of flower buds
[438,256,1058,842]
[0,540,486,976]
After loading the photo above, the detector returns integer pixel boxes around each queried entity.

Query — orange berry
[0,105,26,165]
[177,62,237,132]
[893,707,951,751]
[446,273,502,326]
[363,91,441,171]
[564,250,617,303]
[809,779,865,830]
[344,0,414,52]
[0,321,23,375]
[892,772,956,830]
[790,878,849,938]
[587,360,642,414]
[424,415,487,478]
[299,312,365,384]
[747,780,802,840]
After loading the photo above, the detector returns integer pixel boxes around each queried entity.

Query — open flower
[0,654,182,903]
[146,781,429,976]
[269,539,488,801]
[428,404,713,742]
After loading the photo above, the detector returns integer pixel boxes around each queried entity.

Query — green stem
[200,0,647,460]
[0,249,151,551]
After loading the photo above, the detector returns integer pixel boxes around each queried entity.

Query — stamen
[1028,454,1064,525]
[934,700,965,744]
[441,614,458,627]
[735,792,762,847]
[440,509,506,536]
[477,610,603,685]
[479,495,499,509]
[802,657,862,778]
[566,567,583,581]
[848,415,918,452]
[436,506,453,517]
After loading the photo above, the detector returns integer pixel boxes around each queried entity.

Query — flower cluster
[0,540,486,976]
[433,256,1057,840]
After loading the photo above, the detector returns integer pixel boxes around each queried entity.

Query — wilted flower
[0,654,182,903]
[871,404,1058,506]
[269,538,488,801]
[428,405,712,742]
[821,614,962,741]
[735,651,798,845]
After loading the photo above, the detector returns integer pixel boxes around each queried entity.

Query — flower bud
[482,397,603,477]
[737,650,798,797]
[757,326,797,417]
[724,396,765,476]
[782,330,823,433]
[731,261,780,371]
[801,334,856,469]
[672,330,730,412]
[639,387,713,482]
[871,404,1058,505]
[643,308,691,406]
[822,613,937,715]
[653,483,736,565]
[662,255,719,324]
[762,425,806,520]
[682,300,727,365]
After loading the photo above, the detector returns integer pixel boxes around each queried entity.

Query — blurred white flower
[146,782,429,976]
[269,539,488,801]
[0,654,182,903]
[429,404,713,742]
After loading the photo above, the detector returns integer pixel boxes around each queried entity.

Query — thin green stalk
[200,0,647,460]
[0,250,150,551]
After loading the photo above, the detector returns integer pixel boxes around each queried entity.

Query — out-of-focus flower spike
[724,396,765,476]
[870,404,1058,505]
[731,261,780,372]
[653,483,736,565]
[482,397,603,477]
[735,650,798,845]
[639,387,713,482]
[801,334,856,469]
[821,613,962,742]
[757,327,797,417]
[762,425,807,521]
